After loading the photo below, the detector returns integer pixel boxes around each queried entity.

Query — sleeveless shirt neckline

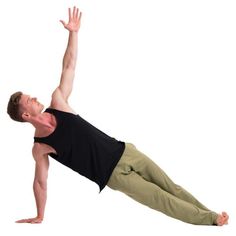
[46,107,77,116]
[34,108,59,140]
[34,108,78,139]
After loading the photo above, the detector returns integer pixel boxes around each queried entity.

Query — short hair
[7,91,26,122]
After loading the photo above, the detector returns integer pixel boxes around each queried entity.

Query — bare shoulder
[32,143,48,161]
[32,143,50,174]
[50,87,76,114]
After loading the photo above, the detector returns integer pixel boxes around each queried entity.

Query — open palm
[60,6,82,32]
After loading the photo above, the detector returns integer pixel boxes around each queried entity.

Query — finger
[16,220,24,223]
[75,8,79,19]
[68,8,72,21]
[16,219,25,223]
[73,6,76,18]
[16,219,28,223]
[31,220,42,224]
[79,12,82,22]
[60,20,66,27]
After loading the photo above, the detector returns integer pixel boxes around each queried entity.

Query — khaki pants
[107,143,218,225]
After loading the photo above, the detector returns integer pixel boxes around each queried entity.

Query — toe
[221,212,229,225]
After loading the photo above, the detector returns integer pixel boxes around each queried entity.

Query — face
[19,94,44,120]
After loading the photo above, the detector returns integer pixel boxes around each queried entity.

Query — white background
[0,0,235,235]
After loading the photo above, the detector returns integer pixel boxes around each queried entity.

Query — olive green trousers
[107,143,218,225]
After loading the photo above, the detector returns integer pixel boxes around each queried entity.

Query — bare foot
[216,212,229,226]
[222,212,229,224]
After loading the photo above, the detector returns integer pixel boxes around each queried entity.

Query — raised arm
[52,6,82,106]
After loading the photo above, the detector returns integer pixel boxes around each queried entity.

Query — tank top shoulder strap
[34,108,60,143]
[44,107,56,114]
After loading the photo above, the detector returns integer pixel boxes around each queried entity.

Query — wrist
[37,217,44,222]
[37,214,44,220]
[69,27,80,33]
[69,30,79,35]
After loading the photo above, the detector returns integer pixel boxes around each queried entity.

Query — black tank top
[34,108,125,192]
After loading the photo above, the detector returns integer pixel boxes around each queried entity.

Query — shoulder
[50,87,76,114]
[32,143,48,161]
[32,143,50,174]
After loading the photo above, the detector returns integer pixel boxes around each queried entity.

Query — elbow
[34,179,47,191]
[63,63,76,71]
[63,55,76,70]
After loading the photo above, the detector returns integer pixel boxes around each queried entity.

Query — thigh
[107,169,160,204]
[110,142,177,193]
[127,144,178,191]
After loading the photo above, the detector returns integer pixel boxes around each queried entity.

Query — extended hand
[60,6,82,32]
[15,216,43,224]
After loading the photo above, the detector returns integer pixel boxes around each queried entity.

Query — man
[7,6,228,226]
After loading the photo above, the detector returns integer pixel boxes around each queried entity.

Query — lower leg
[108,170,218,225]
[109,144,229,225]
[142,184,218,225]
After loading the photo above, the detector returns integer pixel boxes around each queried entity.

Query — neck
[30,112,55,131]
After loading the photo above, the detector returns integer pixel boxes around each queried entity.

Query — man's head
[7,92,44,122]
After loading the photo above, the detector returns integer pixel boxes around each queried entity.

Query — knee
[172,183,183,193]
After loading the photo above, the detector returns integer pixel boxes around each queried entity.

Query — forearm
[62,31,78,70]
[33,180,47,219]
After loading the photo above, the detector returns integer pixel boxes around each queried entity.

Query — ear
[22,112,31,122]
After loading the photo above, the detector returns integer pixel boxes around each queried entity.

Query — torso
[33,88,76,157]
